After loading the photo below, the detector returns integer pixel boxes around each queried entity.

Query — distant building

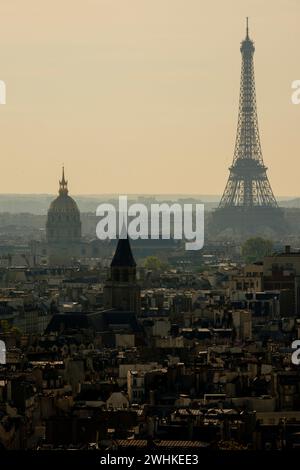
[104,237,141,315]
[127,370,145,404]
[46,168,82,265]
[228,263,263,295]
[263,245,300,316]
[232,309,252,341]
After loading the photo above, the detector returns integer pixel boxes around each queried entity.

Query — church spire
[111,236,136,268]
[59,166,68,195]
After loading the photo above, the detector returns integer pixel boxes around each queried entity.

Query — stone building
[46,168,82,265]
[104,237,141,315]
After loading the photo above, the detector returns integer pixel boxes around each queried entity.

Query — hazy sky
[0,0,299,196]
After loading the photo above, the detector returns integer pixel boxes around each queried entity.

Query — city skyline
[2,0,300,459]
[0,0,299,195]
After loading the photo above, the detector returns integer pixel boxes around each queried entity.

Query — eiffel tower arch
[211,20,285,236]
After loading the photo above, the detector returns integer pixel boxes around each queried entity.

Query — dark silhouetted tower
[104,237,141,315]
[212,19,284,235]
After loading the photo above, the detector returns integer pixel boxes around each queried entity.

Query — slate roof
[45,309,141,334]
[111,238,136,268]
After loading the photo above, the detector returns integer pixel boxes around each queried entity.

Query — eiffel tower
[212,19,284,235]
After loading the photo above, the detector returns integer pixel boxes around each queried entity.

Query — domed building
[46,168,82,265]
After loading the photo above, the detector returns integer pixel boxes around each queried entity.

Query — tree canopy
[143,256,168,271]
[242,237,273,263]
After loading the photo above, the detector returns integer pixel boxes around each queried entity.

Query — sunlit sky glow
[0,0,299,196]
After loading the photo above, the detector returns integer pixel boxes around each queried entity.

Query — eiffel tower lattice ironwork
[218,18,278,210]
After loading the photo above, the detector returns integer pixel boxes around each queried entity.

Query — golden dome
[46,167,81,244]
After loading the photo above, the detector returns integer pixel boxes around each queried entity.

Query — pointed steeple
[59,166,68,195]
[111,236,136,267]
[246,17,249,40]
[104,227,140,312]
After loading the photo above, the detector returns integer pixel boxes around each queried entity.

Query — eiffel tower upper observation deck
[212,19,284,235]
